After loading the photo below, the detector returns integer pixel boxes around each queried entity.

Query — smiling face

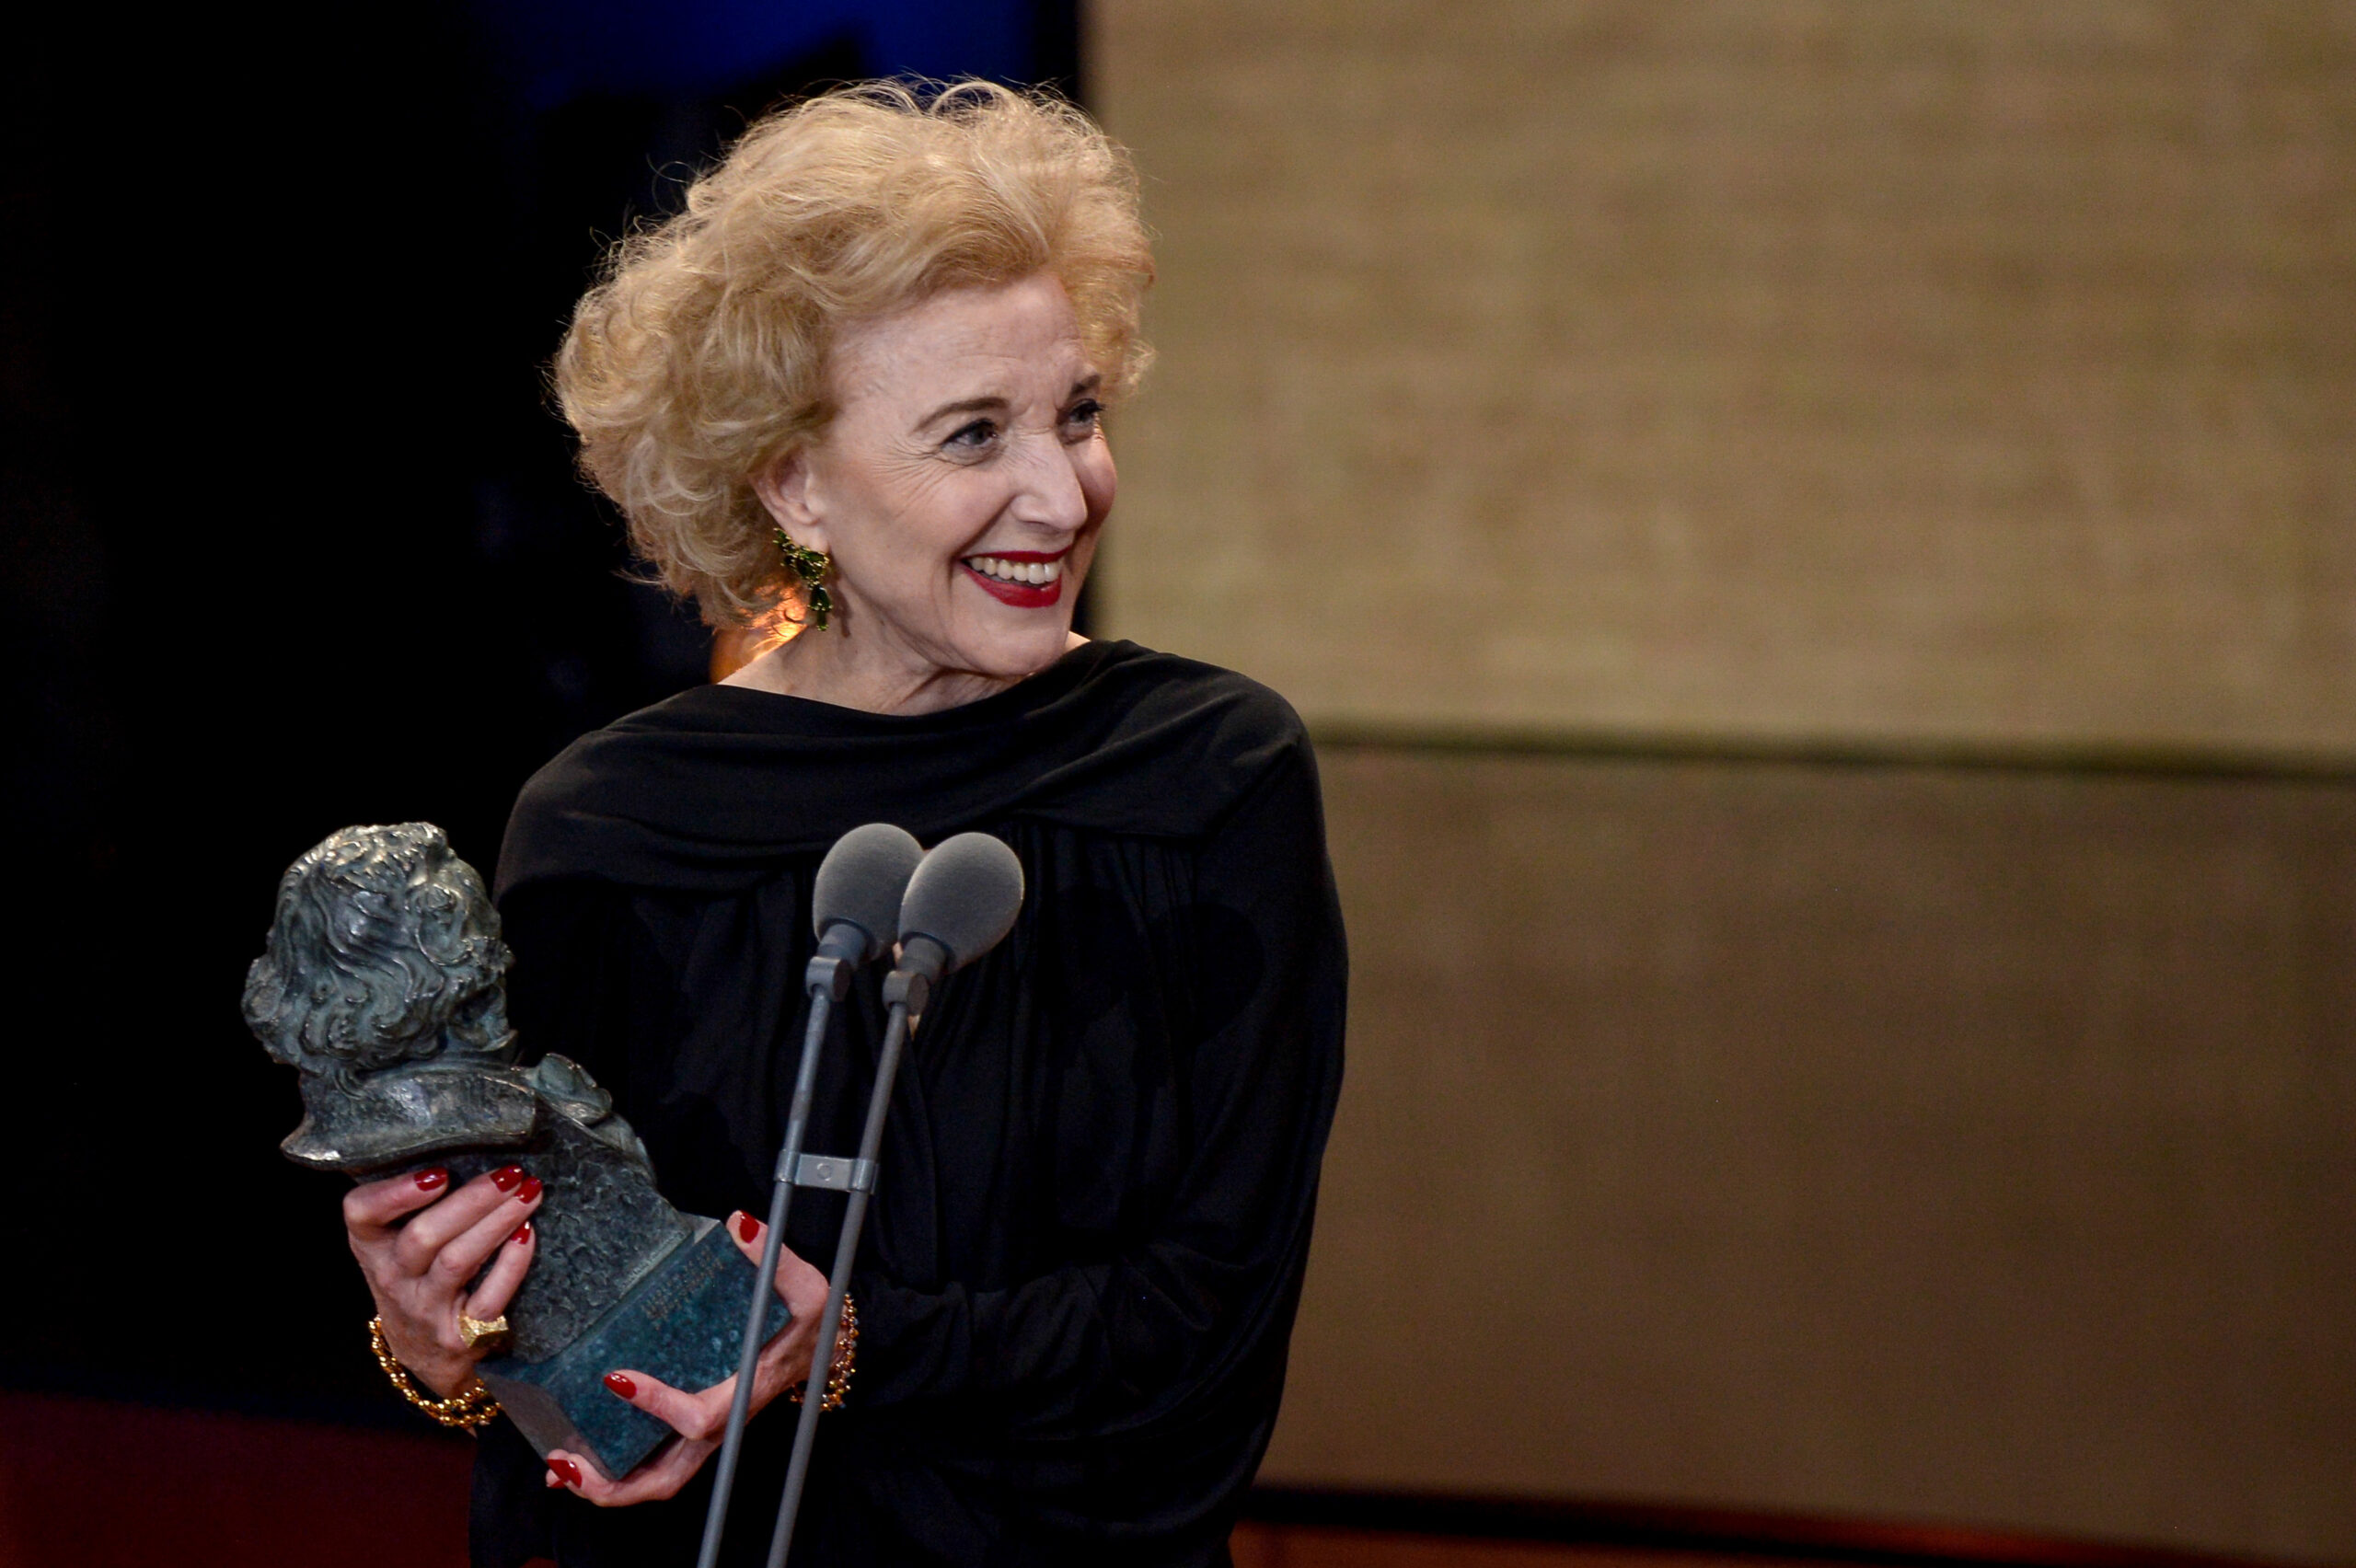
[751,272,1115,708]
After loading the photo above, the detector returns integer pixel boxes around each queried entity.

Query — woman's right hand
[344,1164,544,1398]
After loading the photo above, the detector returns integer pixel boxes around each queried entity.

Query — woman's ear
[751,449,832,556]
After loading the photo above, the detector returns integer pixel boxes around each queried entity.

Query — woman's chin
[954,617,1078,681]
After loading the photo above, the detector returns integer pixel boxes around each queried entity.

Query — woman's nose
[1012,431,1091,533]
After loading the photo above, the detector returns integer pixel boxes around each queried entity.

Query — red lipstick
[961,548,1069,608]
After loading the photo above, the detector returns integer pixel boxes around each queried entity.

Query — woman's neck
[721,625,1088,716]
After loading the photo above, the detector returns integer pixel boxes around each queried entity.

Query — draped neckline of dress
[496,639,1306,898]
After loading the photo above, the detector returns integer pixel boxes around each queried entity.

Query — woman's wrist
[788,1292,859,1412]
[375,1310,472,1398]
[369,1317,502,1431]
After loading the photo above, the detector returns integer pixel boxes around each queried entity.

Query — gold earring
[775,528,834,631]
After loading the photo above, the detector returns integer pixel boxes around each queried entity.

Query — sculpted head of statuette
[243,822,516,1095]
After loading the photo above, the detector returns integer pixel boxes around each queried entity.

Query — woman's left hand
[543,1211,830,1505]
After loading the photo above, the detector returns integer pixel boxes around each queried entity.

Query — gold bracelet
[369,1317,502,1432]
[788,1292,859,1412]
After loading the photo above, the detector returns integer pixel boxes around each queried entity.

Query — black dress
[471,640,1347,1568]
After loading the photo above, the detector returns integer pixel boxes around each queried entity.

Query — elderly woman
[341,82,1344,1567]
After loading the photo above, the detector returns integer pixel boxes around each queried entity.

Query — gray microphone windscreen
[897,833,1025,973]
[813,823,925,962]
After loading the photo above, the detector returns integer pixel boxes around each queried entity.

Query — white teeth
[966,555,1064,585]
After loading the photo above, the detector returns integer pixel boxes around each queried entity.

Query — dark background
[1,0,1077,1420]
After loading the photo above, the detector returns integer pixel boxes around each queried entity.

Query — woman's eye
[1062,399,1104,435]
[945,419,999,451]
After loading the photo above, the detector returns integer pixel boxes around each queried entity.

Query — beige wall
[1095,0,2356,763]
[1299,750,2355,1561]
[1091,1,2356,1560]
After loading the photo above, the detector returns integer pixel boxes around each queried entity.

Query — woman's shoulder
[1075,640,1309,751]
[493,684,810,898]
[504,685,722,817]
[1002,640,1319,845]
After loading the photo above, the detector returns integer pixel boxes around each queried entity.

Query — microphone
[889,831,1026,1008]
[811,822,925,970]
[764,832,1024,1568]
[699,822,920,1568]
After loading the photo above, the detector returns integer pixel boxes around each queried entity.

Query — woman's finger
[727,1215,826,1396]
[392,1165,536,1276]
[343,1166,452,1239]
[545,1438,718,1507]
[546,1449,630,1505]
[726,1212,827,1310]
[426,1182,544,1297]
[459,1216,537,1323]
[598,1368,728,1445]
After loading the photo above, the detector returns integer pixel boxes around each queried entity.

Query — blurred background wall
[1096,0,2354,761]
[1090,1,2355,1562]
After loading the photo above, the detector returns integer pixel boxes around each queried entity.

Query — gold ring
[458,1313,511,1352]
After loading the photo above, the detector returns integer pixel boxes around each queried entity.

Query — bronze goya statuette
[243,823,784,1476]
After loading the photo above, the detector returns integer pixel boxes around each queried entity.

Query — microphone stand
[694,930,860,1568]
[695,825,1014,1567]
[762,953,937,1568]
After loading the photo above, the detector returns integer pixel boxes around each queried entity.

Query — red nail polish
[491,1165,525,1193]
[604,1372,636,1399]
[735,1212,760,1244]
[550,1457,582,1488]
[414,1168,447,1192]
[512,1221,534,1245]
[518,1175,544,1203]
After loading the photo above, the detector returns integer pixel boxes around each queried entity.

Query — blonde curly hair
[554,80,1155,628]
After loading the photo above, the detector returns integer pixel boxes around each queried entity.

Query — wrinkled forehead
[827,272,1092,413]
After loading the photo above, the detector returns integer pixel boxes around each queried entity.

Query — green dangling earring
[774,527,834,632]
